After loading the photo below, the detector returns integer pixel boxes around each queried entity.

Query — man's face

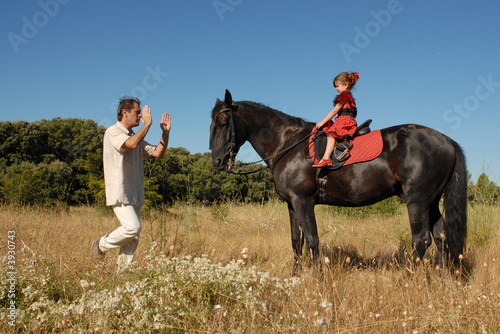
[122,102,142,128]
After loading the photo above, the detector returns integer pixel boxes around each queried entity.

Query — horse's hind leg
[429,201,447,267]
[406,202,433,262]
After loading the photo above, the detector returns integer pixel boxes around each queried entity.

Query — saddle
[310,119,372,170]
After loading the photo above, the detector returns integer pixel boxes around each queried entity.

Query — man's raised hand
[141,105,153,126]
[160,113,171,133]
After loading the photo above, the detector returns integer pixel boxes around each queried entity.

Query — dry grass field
[1,200,499,333]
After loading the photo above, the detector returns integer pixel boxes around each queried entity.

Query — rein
[218,105,314,175]
[229,132,312,175]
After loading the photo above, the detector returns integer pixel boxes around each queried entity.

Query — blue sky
[2,0,499,183]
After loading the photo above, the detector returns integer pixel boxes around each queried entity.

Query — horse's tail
[443,140,467,265]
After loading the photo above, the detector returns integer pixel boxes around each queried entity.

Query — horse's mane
[239,101,311,127]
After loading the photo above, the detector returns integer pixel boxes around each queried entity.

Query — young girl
[313,71,359,167]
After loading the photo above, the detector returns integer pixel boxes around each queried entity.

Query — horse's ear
[215,98,221,106]
[224,89,232,106]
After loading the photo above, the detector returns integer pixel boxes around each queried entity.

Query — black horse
[210,90,467,271]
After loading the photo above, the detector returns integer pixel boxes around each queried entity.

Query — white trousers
[99,204,142,266]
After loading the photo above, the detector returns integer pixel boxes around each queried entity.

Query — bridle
[218,105,238,169]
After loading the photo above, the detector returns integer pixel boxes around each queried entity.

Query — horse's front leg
[287,202,304,274]
[287,198,319,273]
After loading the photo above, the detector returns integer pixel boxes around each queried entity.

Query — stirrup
[336,149,350,162]
[335,139,353,150]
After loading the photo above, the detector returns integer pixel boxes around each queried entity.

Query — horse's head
[209,90,247,171]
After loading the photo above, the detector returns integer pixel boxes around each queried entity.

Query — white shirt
[103,122,155,206]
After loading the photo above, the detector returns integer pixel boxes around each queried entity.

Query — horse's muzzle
[213,157,231,172]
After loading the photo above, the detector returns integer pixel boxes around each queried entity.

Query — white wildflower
[320,299,332,308]
[79,280,90,289]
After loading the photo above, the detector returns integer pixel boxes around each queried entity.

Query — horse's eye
[220,112,230,125]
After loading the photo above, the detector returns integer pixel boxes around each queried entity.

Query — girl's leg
[322,134,336,160]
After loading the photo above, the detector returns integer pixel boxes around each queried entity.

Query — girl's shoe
[313,158,332,167]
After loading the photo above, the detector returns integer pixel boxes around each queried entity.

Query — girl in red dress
[313,71,359,167]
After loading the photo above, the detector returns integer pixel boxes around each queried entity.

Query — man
[92,97,171,268]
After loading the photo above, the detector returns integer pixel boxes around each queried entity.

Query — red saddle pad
[344,130,383,166]
[309,129,383,166]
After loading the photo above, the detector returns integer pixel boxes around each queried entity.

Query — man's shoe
[92,239,105,261]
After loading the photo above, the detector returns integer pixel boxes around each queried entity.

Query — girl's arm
[316,103,342,129]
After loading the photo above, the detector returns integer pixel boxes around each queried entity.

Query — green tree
[470,173,499,205]
[1,161,72,205]
[244,167,277,202]
[0,119,106,205]
[0,118,280,206]
[144,176,163,210]
[144,147,195,203]
[190,153,226,203]
[0,121,51,166]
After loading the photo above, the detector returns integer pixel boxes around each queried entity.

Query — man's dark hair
[117,97,141,121]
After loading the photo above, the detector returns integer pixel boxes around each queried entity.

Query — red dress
[323,91,357,139]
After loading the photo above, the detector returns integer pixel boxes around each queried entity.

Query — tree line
[0,118,498,207]
[0,118,276,207]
